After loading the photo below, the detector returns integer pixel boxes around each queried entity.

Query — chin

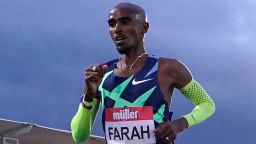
[116,45,131,54]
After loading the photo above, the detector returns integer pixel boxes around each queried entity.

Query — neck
[122,42,145,62]
[118,49,147,70]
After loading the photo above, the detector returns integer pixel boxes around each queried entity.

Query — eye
[120,18,131,25]
[108,20,116,28]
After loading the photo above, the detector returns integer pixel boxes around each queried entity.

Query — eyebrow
[119,17,132,21]
[108,16,132,23]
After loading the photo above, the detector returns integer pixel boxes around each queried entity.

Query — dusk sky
[0,0,255,143]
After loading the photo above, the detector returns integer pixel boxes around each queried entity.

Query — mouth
[114,35,126,44]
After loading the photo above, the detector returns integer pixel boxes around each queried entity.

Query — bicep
[173,60,192,88]
[161,58,192,89]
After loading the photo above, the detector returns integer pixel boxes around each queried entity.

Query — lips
[114,35,126,44]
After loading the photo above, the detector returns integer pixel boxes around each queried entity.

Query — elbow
[209,100,216,117]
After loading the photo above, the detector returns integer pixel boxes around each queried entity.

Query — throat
[114,54,148,77]
[117,53,148,70]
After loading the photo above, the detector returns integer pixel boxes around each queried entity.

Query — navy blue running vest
[99,56,173,131]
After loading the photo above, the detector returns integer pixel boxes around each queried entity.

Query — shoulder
[158,57,188,76]
[158,57,192,89]
[159,57,182,69]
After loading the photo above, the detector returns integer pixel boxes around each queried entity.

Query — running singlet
[98,56,172,130]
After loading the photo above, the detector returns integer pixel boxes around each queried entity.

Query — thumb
[102,64,108,74]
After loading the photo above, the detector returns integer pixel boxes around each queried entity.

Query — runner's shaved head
[108,2,149,54]
[109,2,147,23]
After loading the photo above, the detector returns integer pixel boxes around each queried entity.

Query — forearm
[180,79,215,127]
[90,98,100,127]
[71,98,100,143]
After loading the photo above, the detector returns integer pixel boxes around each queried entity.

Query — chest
[102,71,158,108]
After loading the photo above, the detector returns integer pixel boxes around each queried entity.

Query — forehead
[108,7,137,19]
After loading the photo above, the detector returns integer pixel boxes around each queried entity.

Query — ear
[143,22,149,33]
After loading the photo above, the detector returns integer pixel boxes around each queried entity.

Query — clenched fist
[84,64,108,102]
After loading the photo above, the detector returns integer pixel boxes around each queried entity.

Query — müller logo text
[113,108,139,120]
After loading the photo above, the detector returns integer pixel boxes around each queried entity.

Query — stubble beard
[116,45,131,55]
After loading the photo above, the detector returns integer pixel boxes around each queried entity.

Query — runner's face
[108,8,143,54]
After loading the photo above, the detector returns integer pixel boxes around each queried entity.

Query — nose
[114,22,122,33]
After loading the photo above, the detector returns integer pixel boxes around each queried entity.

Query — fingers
[86,72,100,83]
[86,64,108,74]
[155,121,170,139]
[154,121,177,143]
[96,64,108,77]
[85,64,108,83]
[102,64,109,73]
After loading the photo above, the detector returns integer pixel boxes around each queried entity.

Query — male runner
[71,2,215,144]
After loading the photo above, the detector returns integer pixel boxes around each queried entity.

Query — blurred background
[0,0,255,143]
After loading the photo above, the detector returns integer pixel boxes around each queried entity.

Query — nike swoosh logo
[132,78,153,85]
